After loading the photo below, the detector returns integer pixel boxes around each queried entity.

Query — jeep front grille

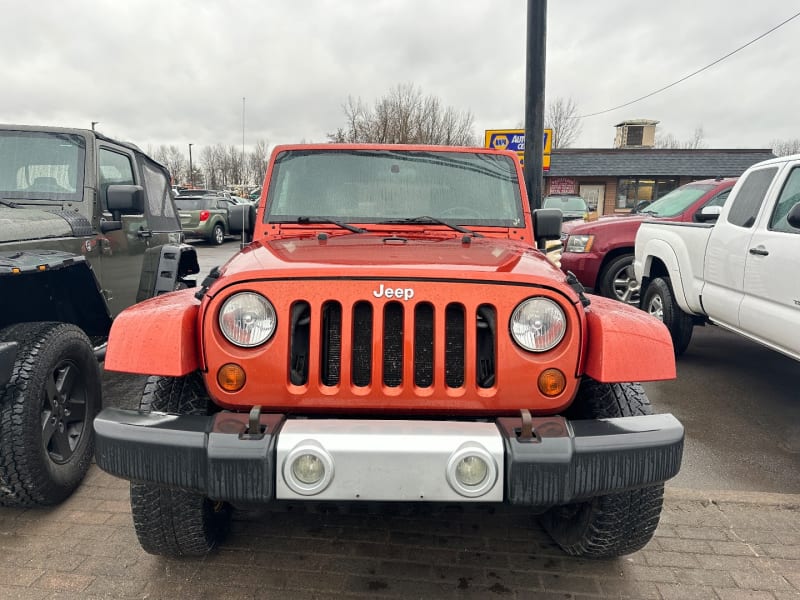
[289,299,496,392]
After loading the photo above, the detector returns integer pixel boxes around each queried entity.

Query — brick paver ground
[0,467,797,599]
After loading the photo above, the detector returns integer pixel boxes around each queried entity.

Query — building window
[626,126,644,146]
[617,177,679,210]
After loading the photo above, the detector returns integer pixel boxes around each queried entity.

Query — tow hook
[518,408,534,442]
[241,405,266,440]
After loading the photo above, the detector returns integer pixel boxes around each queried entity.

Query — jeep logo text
[373,284,414,301]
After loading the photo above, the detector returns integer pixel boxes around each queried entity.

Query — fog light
[446,444,497,498]
[282,442,334,496]
[292,454,324,484]
[455,455,488,487]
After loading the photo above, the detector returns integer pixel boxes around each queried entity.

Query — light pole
[242,97,246,191]
[188,143,194,188]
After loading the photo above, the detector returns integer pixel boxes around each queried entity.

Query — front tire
[540,379,665,558]
[641,276,693,355]
[0,323,101,507]
[129,373,231,557]
[598,254,639,305]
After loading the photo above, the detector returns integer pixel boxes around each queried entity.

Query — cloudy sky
[3,1,799,155]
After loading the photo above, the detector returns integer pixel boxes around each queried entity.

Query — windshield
[265,149,524,227]
[0,130,86,202]
[543,196,586,211]
[640,183,715,217]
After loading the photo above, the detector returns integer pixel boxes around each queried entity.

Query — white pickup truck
[634,153,800,358]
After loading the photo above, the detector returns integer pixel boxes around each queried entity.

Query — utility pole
[523,0,547,211]
[242,97,246,190]
[188,143,194,188]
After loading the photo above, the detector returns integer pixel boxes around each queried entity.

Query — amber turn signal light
[538,368,566,397]
[217,363,246,391]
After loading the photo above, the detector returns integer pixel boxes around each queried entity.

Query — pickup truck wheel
[210,224,225,245]
[642,277,693,355]
[0,323,101,507]
[540,379,665,558]
[129,373,231,557]
[599,254,639,305]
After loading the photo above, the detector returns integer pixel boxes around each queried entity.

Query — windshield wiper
[377,216,483,237]
[0,199,20,208]
[296,216,367,233]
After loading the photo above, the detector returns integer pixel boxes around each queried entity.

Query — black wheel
[598,254,639,305]
[210,224,225,245]
[129,373,231,557]
[0,322,101,507]
[540,379,665,558]
[641,276,693,356]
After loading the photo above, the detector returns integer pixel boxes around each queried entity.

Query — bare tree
[248,139,269,188]
[328,83,476,146]
[771,138,800,156]
[654,126,707,149]
[545,97,582,149]
[164,146,186,185]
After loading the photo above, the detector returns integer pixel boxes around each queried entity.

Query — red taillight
[199,210,210,222]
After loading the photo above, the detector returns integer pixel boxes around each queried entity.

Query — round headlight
[510,297,566,352]
[219,292,276,347]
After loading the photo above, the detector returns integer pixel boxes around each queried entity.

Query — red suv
[559,178,736,304]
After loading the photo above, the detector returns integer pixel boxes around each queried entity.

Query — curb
[666,485,800,507]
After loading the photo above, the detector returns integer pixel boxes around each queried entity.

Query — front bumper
[94,409,683,507]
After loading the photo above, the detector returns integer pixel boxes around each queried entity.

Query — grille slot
[383,302,404,387]
[352,301,373,387]
[293,298,495,393]
[321,302,342,386]
[289,301,310,385]
[414,303,434,387]
[445,304,465,388]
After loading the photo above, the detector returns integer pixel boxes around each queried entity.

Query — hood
[215,234,567,284]
[561,213,649,236]
[0,206,75,243]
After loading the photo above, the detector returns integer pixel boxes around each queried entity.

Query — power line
[577,10,800,119]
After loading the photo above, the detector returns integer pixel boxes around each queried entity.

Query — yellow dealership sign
[484,128,552,169]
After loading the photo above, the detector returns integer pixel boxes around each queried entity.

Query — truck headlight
[219,292,276,347]
[565,234,594,253]
[510,298,566,352]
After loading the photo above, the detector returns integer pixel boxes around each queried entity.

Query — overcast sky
[3,1,799,155]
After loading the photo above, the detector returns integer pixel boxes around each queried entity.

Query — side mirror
[787,201,800,229]
[532,208,563,251]
[107,184,144,215]
[695,205,722,223]
[228,202,256,243]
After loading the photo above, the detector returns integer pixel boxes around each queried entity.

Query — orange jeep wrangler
[95,144,683,559]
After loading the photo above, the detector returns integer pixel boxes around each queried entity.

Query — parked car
[559,178,736,305]
[95,143,682,560]
[542,194,589,221]
[635,157,800,358]
[0,123,198,507]
[175,194,235,245]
